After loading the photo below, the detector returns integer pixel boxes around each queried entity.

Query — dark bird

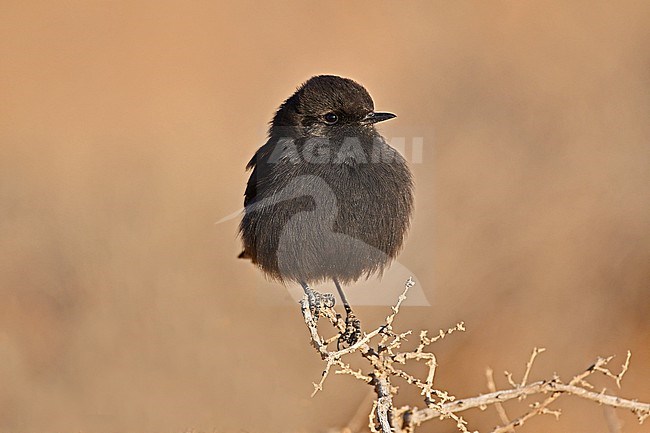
[239,75,414,345]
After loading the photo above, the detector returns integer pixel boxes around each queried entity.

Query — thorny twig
[485,367,513,432]
[300,278,650,433]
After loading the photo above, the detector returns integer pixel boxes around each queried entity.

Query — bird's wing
[243,140,276,207]
[244,135,302,207]
[243,156,260,207]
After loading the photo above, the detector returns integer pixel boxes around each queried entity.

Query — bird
[238,75,414,346]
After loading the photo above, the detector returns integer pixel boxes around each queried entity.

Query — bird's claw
[337,312,362,350]
[304,287,336,320]
[321,293,335,308]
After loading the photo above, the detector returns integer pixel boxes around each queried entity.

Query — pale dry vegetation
[302,279,649,433]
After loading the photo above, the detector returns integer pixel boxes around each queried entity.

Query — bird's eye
[323,112,339,125]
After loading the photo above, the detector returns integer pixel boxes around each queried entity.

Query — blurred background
[1,1,649,432]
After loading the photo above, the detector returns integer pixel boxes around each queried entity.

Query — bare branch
[408,378,650,428]
[520,347,546,387]
[299,278,650,433]
[373,374,395,433]
[485,367,513,431]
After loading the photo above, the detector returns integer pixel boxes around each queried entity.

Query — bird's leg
[334,278,361,349]
[300,282,335,320]
[300,281,320,319]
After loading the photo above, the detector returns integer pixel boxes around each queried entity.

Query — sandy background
[1,1,649,432]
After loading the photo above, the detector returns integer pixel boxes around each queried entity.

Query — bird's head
[269,75,396,140]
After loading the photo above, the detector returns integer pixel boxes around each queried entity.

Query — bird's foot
[337,312,362,350]
[303,286,335,320]
[320,292,336,308]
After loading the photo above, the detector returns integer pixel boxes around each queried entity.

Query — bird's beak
[363,111,397,124]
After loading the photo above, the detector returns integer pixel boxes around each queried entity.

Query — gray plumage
[239,75,413,285]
